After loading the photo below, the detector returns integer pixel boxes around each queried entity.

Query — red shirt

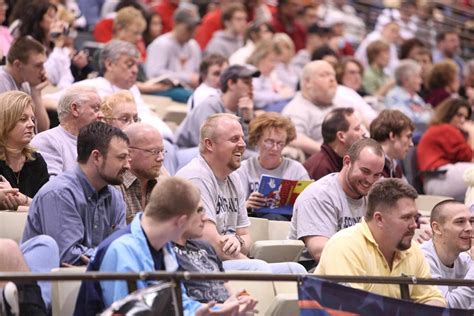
[194,8,223,50]
[417,123,472,171]
[152,0,178,34]
[270,14,306,51]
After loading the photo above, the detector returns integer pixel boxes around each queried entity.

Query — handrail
[1,271,473,287]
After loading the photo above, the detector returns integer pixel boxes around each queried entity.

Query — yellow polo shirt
[315,218,446,305]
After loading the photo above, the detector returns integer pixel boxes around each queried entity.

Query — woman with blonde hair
[247,38,295,111]
[0,91,49,210]
[102,91,139,130]
[235,112,309,220]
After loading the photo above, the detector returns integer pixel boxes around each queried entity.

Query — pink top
[0,26,12,57]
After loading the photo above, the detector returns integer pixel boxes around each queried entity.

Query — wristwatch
[235,234,245,248]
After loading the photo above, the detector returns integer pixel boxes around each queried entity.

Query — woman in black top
[0,91,49,209]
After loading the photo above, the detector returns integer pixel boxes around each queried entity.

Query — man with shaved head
[119,123,168,223]
[421,200,474,309]
[282,60,338,156]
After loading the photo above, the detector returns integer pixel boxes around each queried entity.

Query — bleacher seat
[51,267,86,316]
[0,211,28,243]
[415,195,451,217]
[248,217,304,263]
[265,293,299,316]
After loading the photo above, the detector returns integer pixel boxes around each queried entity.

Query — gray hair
[394,59,421,86]
[100,40,139,73]
[57,85,99,122]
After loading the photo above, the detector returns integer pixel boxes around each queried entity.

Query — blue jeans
[223,259,306,274]
[21,235,59,309]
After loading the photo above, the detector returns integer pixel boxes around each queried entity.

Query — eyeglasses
[129,146,167,157]
[106,116,140,125]
[262,139,286,150]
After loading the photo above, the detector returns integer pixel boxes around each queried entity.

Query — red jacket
[417,123,472,171]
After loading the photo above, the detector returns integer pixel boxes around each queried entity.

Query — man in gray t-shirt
[289,138,385,263]
[421,200,474,309]
[176,113,306,274]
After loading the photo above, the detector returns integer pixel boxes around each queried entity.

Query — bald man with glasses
[118,123,169,223]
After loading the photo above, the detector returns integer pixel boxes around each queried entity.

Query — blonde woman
[102,91,139,130]
[0,91,49,210]
[247,38,294,111]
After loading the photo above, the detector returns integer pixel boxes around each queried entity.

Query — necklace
[12,170,20,185]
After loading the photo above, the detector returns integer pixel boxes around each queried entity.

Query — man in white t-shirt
[176,113,306,273]
[289,138,385,265]
[421,200,474,309]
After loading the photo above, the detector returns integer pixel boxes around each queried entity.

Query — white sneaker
[2,282,19,316]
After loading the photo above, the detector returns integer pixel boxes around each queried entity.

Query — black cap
[219,65,260,87]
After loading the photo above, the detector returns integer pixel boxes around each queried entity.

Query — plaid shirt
[118,170,158,224]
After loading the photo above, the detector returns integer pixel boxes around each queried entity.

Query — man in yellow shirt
[315,178,446,306]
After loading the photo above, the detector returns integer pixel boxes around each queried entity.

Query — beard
[99,161,127,185]
[396,232,415,251]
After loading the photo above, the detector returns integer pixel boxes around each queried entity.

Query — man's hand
[245,192,266,210]
[237,96,254,122]
[220,235,241,257]
[195,300,239,316]
[416,216,432,244]
[234,290,258,315]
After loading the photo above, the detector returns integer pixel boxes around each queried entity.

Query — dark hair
[18,0,57,45]
[311,44,338,61]
[143,11,161,46]
[115,0,148,13]
[430,97,472,126]
[435,30,458,44]
[245,21,273,43]
[399,38,425,60]
[199,53,228,82]
[347,138,384,163]
[430,199,459,225]
[322,107,354,143]
[335,57,364,84]
[221,3,245,24]
[370,109,415,142]
[366,178,418,221]
[7,37,45,64]
[77,121,129,163]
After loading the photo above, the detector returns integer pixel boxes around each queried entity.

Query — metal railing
[2,271,473,315]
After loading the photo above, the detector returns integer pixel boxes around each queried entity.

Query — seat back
[226,271,275,315]
[265,293,299,316]
[248,217,269,242]
[415,195,451,217]
[0,211,28,243]
[51,267,87,316]
[268,220,291,240]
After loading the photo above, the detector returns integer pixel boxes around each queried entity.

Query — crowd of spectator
[2,0,474,314]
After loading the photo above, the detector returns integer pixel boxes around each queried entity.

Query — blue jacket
[73,213,202,315]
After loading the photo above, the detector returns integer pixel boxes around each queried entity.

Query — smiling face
[382,197,418,251]
[7,106,36,149]
[212,119,246,173]
[342,147,384,198]
[434,203,473,254]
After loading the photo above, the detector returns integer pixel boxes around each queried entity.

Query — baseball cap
[219,65,261,88]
